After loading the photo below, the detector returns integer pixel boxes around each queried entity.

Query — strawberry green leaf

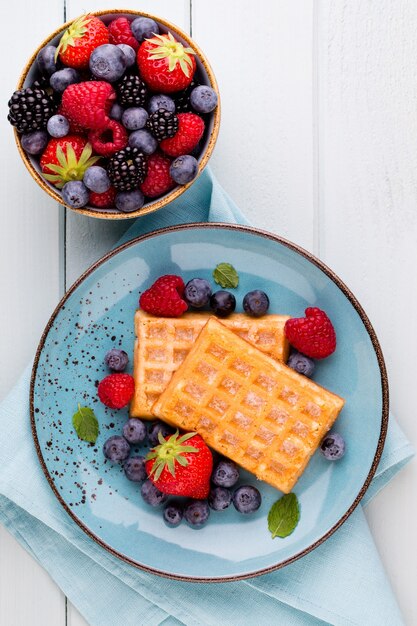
[179,59,190,77]
[177,431,198,443]
[56,145,68,169]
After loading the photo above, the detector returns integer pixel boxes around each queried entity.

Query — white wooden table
[1,1,416,624]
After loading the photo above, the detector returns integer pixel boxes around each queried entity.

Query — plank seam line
[312,0,322,258]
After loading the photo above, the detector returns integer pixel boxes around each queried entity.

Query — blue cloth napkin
[0,168,413,626]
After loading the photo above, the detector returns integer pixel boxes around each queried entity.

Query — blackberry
[107,146,147,192]
[30,75,51,92]
[146,108,178,141]
[116,74,147,107]
[31,76,61,105]
[8,86,56,134]
[172,79,199,113]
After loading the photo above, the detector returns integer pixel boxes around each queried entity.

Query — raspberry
[139,275,188,317]
[140,153,175,198]
[61,81,116,130]
[159,113,205,157]
[88,119,128,156]
[97,373,135,409]
[284,307,336,359]
[89,186,116,208]
[108,17,139,50]
[57,105,86,134]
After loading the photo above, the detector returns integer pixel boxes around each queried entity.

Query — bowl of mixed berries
[8,10,220,218]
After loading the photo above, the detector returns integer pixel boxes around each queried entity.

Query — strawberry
[89,186,116,208]
[108,17,139,50]
[88,119,128,156]
[146,431,213,499]
[61,81,116,130]
[137,32,196,93]
[139,274,188,317]
[159,113,204,157]
[97,373,135,409]
[56,14,109,70]
[284,307,337,359]
[140,152,175,198]
[40,135,99,188]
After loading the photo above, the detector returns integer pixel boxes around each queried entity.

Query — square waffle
[152,317,345,493]
[130,310,290,418]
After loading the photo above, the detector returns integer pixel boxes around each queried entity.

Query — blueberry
[115,190,145,213]
[110,103,124,121]
[141,480,168,506]
[184,500,210,527]
[208,486,232,511]
[128,129,158,155]
[46,114,70,138]
[242,290,270,317]
[123,419,147,445]
[211,460,239,487]
[148,421,175,447]
[50,68,80,93]
[36,45,57,75]
[320,433,345,460]
[103,435,130,462]
[210,291,236,317]
[62,181,89,208]
[184,278,212,308]
[89,44,127,82]
[287,351,315,377]
[190,85,218,113]
[21,130,48,155]
[148,94,176,114]
[163,501,184,527]
[124,456,147,481]
[117,43,136,67]
[131,17,159,42]
[122,107,148,130]
[84,166,111,194]
[104,348,129,371]
[232,485,262,514]
[170,155,198,185]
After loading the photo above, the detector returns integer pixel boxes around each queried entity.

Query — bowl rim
[15,9,221,220]
[29,222,389,582]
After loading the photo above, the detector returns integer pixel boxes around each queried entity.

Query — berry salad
[85,266,346,534]
[8,13,219,215]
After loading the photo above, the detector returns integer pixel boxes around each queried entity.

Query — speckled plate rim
[30,223,389,582]
[15,9,221,220]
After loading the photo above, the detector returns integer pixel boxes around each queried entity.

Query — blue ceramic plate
[30,224,388,581]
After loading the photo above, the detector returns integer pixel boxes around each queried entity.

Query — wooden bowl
[14,9,220,219]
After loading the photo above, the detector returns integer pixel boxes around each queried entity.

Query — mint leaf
[267,493,300,539]
[72,405,99,443]
[213,263,239,289]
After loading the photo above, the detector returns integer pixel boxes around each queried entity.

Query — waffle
[152,317,345,493]
[130,310,290,418]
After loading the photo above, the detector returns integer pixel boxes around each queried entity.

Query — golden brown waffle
[130,310,290,418]
[152,317,345,493]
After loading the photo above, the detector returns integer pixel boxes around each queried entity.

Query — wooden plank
[65,6,191,625]
[0,0,66,623]
[317,1,417,623]
[67,603,89,626]
[192,0,315,249]
[0,526,66,626]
